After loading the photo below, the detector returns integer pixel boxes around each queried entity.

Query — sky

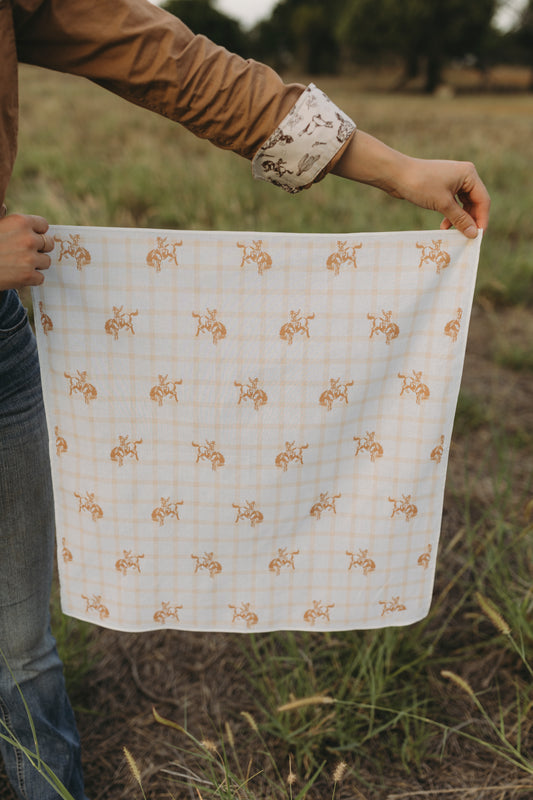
[147,0,277,29]
[219,0,528,31]
[494,0,527,29]
[151,0,527,32]
[214,0,276,28]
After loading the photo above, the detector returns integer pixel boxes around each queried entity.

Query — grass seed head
[475,592,511,635]
[278,695,335,712]
[332,760,348,783]
[441,670,476,699]
[123,747,143,788]
[225,720,235,749]
[287,755,297,787]
[240,710,259,732]
[200,738,219,754]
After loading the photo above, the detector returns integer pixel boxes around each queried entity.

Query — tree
[338,0,499,92]
[512,0,533,86]
[162,0,248,57]
[251,0,345,74]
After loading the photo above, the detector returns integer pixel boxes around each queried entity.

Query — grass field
[2,65,532,799]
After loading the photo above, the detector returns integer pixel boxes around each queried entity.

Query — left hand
[332,131,490,238]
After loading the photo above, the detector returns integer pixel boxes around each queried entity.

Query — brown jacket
[0,0,353,209]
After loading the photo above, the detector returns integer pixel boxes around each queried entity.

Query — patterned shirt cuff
[251,83,356,194]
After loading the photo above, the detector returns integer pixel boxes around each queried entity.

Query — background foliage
[164,0,533,89]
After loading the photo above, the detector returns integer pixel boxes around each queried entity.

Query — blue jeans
[0,290,88,799]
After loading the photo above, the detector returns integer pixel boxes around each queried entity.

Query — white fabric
[33,227,482,632]
[252,83,356,192]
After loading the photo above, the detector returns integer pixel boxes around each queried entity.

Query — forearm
[331,131,409,195]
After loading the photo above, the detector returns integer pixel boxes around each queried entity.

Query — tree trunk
[424,53,443,93]
[395,52,420,90]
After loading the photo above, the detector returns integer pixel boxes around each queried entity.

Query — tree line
[163,0,533,92]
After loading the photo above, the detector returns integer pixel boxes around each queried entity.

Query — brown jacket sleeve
[13,0,305,161]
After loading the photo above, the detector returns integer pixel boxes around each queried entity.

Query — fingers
[28,216,55,259]
[23,268,46,287]
[24,214,50,235]
[438,163,490,239]
[440,202,479,239]
[29,217,55,256]
[459,177,490,233]
[0,213,53,290]
[439,194,489,239]
[34,230,55,254]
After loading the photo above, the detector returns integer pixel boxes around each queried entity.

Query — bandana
[33,226,481,632]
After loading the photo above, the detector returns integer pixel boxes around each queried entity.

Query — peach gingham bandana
[32,226,482,632]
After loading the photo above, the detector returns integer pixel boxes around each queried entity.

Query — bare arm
[332,130,490,238]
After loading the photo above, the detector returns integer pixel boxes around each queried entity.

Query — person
[0,0,490,797]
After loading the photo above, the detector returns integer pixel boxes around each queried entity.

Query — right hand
[0,213,55,290]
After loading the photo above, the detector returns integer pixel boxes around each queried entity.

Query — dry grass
[0,66,531,799]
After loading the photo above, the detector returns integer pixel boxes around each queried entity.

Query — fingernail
[465,225,478,238]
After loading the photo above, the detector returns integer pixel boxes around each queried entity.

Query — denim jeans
[0,290,88,799]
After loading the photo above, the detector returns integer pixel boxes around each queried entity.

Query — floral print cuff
[251,83,356,194]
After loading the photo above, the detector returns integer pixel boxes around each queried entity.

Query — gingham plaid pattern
[32,227,482,632]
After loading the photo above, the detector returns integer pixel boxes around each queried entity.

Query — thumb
[440,198,478,239]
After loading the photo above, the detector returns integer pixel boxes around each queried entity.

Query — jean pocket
[0,292,29,340]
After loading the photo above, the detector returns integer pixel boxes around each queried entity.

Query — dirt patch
[77,629,256,799]
[448,304,533,508]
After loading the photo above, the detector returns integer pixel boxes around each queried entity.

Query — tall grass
[11,67,533,306]
[7,66,533,798]
[0,651,77,800]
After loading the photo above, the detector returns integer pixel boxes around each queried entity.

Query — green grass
[453,390,492,435]
[10,67,533,308]
[238,447,533,787]
[493,343,533,373]
[6,66,533,799]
